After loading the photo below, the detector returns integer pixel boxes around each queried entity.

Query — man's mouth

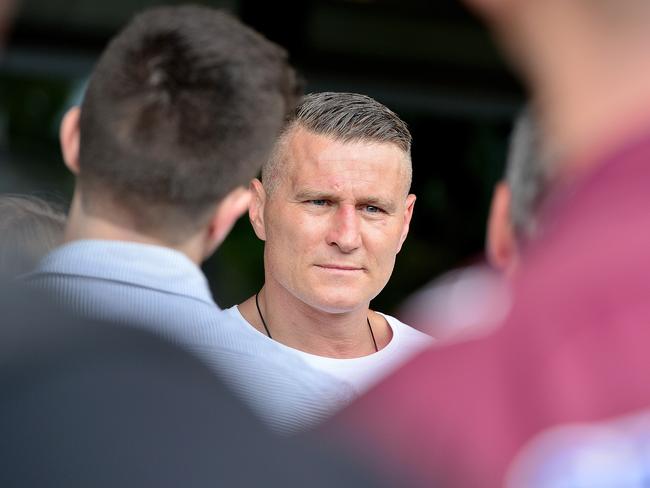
[315,264,364,271]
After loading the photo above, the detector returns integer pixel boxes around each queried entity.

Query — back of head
[504,107,554,240]
[78,5,299,239]
[262,92,412,194]
[0,195,65,277]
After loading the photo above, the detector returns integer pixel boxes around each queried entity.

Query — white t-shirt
[223,306,434,396]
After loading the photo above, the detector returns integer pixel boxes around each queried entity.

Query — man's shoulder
[27,240,136,283]
[32,239,198,273]
[27,239,212,300]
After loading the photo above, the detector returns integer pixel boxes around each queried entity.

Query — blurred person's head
[487,108,554,275]
[461,0,650,174]
[59,5,299,263]
[395,107,553,340]
[249,92,415,314]
[0,195,65,277]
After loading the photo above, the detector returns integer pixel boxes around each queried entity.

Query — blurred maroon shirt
[331,125,650,487]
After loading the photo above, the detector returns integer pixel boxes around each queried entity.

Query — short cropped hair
[505,107,553,239]
[262,92,412,194]
[78,5,299,239]
[0,195,65,277]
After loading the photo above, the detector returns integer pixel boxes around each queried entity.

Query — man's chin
[306,294,369,315]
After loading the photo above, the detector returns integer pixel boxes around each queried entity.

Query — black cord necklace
[254,291,378,352]
[367,316,379,352]
[255,291,273,338]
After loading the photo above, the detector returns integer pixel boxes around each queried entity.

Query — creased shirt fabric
[26,240,354,435]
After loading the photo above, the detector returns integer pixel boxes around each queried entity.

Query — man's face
[252,127,415,313]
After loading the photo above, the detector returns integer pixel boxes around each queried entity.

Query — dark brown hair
[78,5,300,238]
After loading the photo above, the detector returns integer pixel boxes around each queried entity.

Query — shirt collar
[33,239,215,305]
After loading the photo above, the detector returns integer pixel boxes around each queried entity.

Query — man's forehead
[288,126,405,161]
[282,128,410,183]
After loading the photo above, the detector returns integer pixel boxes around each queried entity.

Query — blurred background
[0,0,524,313]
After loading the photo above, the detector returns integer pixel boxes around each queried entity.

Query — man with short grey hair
[400,107,554,340]
[222,92,432,396]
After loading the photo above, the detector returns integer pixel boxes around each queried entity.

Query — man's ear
[248,178,267,242]
[487,181,519,274]
[60,106,81,174]
[204,186,252,255]
[396,194,416,253]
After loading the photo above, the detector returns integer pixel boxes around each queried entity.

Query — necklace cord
[367,317,378,352]
[255,292,273,339]
[255,291,378,353]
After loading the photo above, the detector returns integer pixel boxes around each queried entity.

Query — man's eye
[365,205,383,213]
[309,199,329,206]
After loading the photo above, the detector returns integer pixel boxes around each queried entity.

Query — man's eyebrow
[293,189,337,201]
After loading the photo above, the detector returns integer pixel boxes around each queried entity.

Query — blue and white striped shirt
[26,240,355,434]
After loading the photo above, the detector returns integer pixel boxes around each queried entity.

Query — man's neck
[64,193,205,264]
[239,284,390,359]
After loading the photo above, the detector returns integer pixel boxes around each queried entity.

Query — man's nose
[326,205,362,252]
